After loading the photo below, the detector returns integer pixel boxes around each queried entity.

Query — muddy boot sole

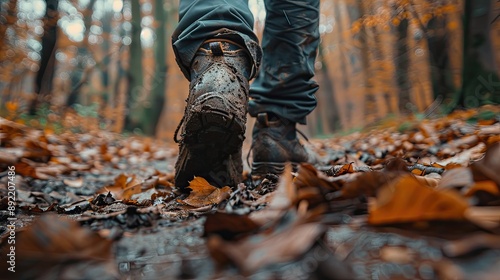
[175,108,245,189]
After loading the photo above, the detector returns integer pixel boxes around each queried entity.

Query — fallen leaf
[369,175,468,225]
[63,177,84,188]
[470,142,500,188]
[0,148,23,164]
[249,165,294,225]
[464,207,500,229]
[208,219,325,274]
[98,173,144,200]
[384,157,410,173]
[14,162,49,179]
[433,260,465,280]
[180,177,231,207]
[203,212,260,240]
[437,142,486,166]
[443,233,500,257]
[438,167,474,189]
[379,246,415,264]
[0,214,117,279]
[463,180,499,197]
[341,171,400,199]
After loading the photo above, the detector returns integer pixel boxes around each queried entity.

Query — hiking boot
[251,112,317,176]
[174,40,252,190]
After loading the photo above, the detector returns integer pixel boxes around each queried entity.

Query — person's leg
[172,0,261,80]
[249,0,320,124]
[172,0,262,189]
[250,0,320,175]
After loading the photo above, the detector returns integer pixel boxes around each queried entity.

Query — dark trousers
[172,0,320,124]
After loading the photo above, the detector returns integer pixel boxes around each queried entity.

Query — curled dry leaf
[470,142,500,188]
[437,142,486,166]
[249,165,294,225]
[464,207,500,229]
[369,175,468,225]
[293,163,342,191]
[13,162,59,180]
[207,221,325,275]
[180,177,231,208]
[443,233,500,257]
[203,212,260,241]
[293,164,342,210]
[463,181,499,197]
[0,214,117,280]
[384,157,410,173]
[98,173,144,200]
[438,167,474,190]
[63,177,84,188]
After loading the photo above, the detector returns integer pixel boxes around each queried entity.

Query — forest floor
[1,106,500,280]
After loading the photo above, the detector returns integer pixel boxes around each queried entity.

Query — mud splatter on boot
[174,40,252,189]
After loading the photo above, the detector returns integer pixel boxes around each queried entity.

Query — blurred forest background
[0,0,499,141]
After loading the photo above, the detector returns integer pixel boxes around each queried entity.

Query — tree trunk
[357,0,378,123]
[318,41,341,133]
[427,16,455,102]
[145,0,168,136]
[124,0,144,132]
[453,0,500,108]
[334,2,349,91]
[66,0,96,107]
[394,18,411,114]
[31,0,59,114]
[0,0,17,45]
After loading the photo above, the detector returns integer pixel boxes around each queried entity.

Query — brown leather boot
[251,112,317,176]
[174,40,252,189]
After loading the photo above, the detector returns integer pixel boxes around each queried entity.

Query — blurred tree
[66,0,97,107]
[31,0,59,114]
[124,0,144,132]
[427,15,455,101]
[0,0,18,103]
[394,15,411,114]
[148,0,167,136]
[130,0,167,135]
[0,0,17,46]
[454,0,500,108]
[315,41,341,134]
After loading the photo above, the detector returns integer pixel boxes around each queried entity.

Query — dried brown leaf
[63,178,84,188]
[471,142,500,188]
[0,214,117,279]
[204,212,260,240]
[180,177,231,207]
[369,175,468,225]
[465,207,500,229]
[443,233,500,257]
[438,167,474,190]
[207,221,325,274]
[379,246,415,264]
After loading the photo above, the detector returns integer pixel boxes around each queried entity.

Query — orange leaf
[98,174,143,200]
[181,177,231,207]
[369,175,468,225]
[464,181,500,197]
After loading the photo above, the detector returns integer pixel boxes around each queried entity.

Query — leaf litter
[1,106,500,279]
